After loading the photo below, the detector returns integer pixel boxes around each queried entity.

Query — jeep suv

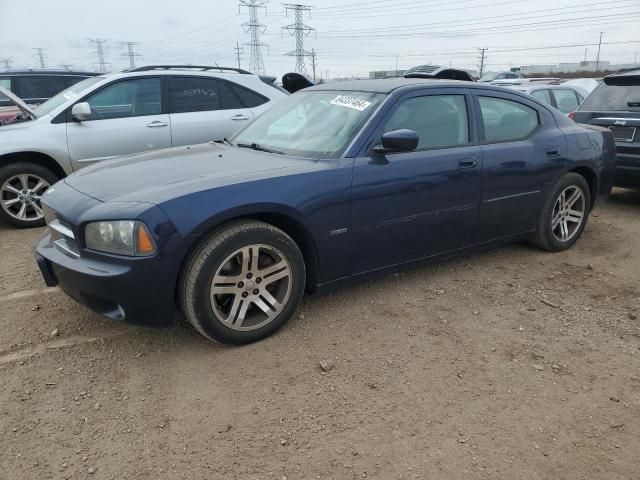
[572,70,640,189]
[0,69,98,123]
[0,65,288,227]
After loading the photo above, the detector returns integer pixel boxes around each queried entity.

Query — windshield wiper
[236,142,284,155]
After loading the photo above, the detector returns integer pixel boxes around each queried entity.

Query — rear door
[66,76,171,166]
[475,90,566,240]
[167,76,253,145]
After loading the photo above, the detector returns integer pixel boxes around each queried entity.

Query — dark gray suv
[572,70,640,189]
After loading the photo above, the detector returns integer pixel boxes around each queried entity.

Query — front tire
[180,221,306,345]
[531,172,591,252]
[0,162,58,228]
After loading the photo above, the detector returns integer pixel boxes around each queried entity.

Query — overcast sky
[1,0,639,79]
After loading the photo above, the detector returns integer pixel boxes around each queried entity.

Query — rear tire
[180,220,306,345]
[0,162,58,228]
[531,172,591,252]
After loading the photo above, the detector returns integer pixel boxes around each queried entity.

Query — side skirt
[313,230,534,294]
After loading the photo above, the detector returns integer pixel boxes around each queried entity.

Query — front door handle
[232,114,250,121]
[458,157,477,169]
[147,120,168,128]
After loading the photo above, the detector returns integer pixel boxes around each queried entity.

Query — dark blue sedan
[34,79,617,344]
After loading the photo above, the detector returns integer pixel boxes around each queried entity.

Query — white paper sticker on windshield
[329,95,372,111]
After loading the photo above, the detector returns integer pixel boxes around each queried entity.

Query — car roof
[0,69,99,76]
[307,77,517,94]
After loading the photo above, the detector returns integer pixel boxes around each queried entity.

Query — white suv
[0,65,288,227]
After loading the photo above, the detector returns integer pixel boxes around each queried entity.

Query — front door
[67,77,171,167]
[350,89,482,274]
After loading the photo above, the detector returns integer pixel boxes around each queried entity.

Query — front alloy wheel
[0,162,59,228]
[181,221,306,344]
[210,244,292,331]
[1,173,50,223]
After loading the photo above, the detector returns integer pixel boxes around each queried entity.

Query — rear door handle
[232,114,250,121]
[458,157,477,169]
[146,120,168,128]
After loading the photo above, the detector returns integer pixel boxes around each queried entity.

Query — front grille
[46,212,80,258]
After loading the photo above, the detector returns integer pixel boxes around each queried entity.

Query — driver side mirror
[71,102,92,121]
[373,129,419,154]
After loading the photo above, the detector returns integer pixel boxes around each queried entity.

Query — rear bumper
[34,231,177,327]
[614,153,640,189]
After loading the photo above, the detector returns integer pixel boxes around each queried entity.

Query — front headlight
[85,220,156,256]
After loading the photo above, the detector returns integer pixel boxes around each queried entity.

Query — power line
[282,3,315,74]
[240,0,269,75]
[33,48,47,69]
[121,41,142,69]
[88,38,110,73]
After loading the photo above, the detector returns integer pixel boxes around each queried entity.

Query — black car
[0,69,99,108]
[572,70,640,189]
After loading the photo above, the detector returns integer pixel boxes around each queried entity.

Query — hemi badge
[330,228,348,236]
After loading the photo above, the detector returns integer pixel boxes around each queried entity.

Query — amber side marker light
[136,224,156,255]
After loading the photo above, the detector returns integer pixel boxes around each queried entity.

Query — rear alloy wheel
[0,163,58,228]
[181,221,305,344]
[531,172,591,252]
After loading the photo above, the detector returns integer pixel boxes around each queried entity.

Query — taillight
[568,112,576,121]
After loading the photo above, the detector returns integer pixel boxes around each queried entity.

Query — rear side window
[479,96,539,143]
[217,81,245,109]
[530,89,552,105]
[17,76,67,101]
[228,83,268,108]
[169,77,219,113]
[0,77,11,107]
[384,94,469,150]
[552,89,580,114]
[580,82,640,111]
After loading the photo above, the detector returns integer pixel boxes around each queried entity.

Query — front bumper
[34,230,177,327]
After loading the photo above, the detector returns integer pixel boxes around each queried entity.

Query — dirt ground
[1,189,639,480]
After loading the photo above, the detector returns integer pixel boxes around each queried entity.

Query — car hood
[64,142,319,204]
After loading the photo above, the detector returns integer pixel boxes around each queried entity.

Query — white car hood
[0,86,36,119]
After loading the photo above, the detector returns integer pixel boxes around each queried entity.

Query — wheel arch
[176,207,321,301]
[567,165,597,208]
[0,151,66,180]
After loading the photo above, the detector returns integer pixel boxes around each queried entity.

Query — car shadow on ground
[607,187,640,208]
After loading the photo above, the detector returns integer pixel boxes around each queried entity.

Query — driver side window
[84,78,161,120]
[383,95,469,150]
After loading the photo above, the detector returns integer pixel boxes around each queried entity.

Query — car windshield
[232,90,385,158]
[33,76,104,117]
[580,82,640,111]
[479,72,499,82]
